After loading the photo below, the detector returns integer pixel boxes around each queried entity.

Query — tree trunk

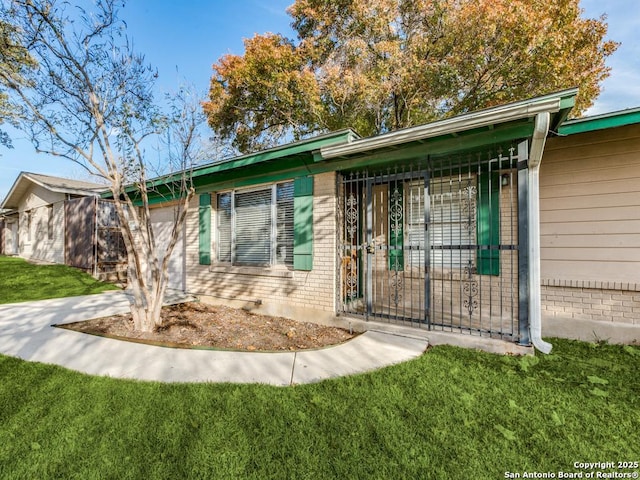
[126,256,167,333]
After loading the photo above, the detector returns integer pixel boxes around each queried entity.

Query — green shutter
[199,193,212,265]
[388,183,404,271]
[477,171,500,275]
[293,176,313,271]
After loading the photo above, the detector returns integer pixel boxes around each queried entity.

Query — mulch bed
[59,302,357,351]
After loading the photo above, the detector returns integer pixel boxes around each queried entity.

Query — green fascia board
[559,94,576,111]
[321,89,576,160]
[118,129,357,198]
[317,121,535,174]
[194,121,535,193]
[558,107,640,136]
[193,156,314,192]
[111,121,534,202]
[195,166,311,194]
[186,129,358,182]
[116,129,358,203]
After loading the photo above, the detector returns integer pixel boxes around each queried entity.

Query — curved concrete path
[0,291,428,386]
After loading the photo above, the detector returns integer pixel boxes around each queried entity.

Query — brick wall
[541,281,640,325]
[185,172,338,318]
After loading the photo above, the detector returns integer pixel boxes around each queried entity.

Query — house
[151,89,612,352]
[10,88,633,350]
[0,172,126,278]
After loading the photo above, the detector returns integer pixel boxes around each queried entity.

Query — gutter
[320,89,577,160]
[528,112,553,354]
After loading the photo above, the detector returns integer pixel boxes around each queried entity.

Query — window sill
[209,264,294,279]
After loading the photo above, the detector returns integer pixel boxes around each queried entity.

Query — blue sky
[1,0,639,198]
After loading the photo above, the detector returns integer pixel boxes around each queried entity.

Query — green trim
[558,108,640,136]
[111,129,358,203]
[109,91,579,206]
[323,122,535,174]
[559,95,576,111]
[476,171,500,276]
[293,176,313,271]
[139,117,536,204]
[198,194,212,265]
[388,184,404,271]
[153,121,534,201]
[156,129,357,190]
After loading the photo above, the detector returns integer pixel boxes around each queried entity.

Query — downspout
[528,112,553,354]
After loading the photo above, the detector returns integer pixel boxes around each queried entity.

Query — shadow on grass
[0,256,119,304]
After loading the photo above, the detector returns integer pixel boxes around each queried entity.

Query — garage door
[149,206,185,291]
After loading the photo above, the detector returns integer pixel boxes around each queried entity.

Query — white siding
[17,184,67,263]
[149,205,186,291]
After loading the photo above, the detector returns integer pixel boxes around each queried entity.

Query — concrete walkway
[0,291,428,386]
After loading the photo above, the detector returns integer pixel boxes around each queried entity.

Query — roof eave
[321,89,577,160]
[0,172,29,211]
[132,128,361,195]
[1,172,104,210]
[558,107,640,135]
[191,128,360,179]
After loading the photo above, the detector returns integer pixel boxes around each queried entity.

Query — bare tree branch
[1,0,203,332]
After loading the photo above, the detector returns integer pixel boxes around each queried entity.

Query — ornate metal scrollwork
[390,270,403,306]
[390,186,403,237]
[461,184,477,232]
[345,192,358,241]
[462,259,478,318]
[346,260,358,300]
[389,185,404,306]
[344,190,359,302]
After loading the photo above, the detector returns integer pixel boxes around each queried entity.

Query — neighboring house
[0,172,126,278]
[0,213,5,256]
[153,89,598,351]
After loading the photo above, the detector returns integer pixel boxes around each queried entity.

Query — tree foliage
[0,0,203,332]
[0,18,36,147]
[204,0,618,152]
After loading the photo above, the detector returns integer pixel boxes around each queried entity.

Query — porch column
[517,141,531,346]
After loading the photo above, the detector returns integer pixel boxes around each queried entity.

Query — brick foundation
[541,282,640,325]
[541,281,640,343]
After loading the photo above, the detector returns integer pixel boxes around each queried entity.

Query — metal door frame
[356,169,431,325]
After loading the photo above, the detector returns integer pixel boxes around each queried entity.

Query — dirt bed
[60,302,356,351]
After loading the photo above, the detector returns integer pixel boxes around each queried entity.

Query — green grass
[0,339,638,479]
[0,256,118,304]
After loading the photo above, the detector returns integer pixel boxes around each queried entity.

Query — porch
[337,146,527,343]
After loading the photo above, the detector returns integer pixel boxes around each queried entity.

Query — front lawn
[0,256,118,304]
[0,338,638,479]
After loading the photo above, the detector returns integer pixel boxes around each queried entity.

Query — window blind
[217,192,232,262]
[407,178,476,269]
[235,188,272,265]
[216,181,295,267]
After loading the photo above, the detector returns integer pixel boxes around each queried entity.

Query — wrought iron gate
[339,151,521,340]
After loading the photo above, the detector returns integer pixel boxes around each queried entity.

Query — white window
[406,177,476,269]
[47,205,54,240]
[217,181,294,267]
[25,210,32,242]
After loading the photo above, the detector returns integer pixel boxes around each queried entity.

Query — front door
[341,171,429,325]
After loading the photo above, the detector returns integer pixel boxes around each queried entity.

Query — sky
[1,0,639,199]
